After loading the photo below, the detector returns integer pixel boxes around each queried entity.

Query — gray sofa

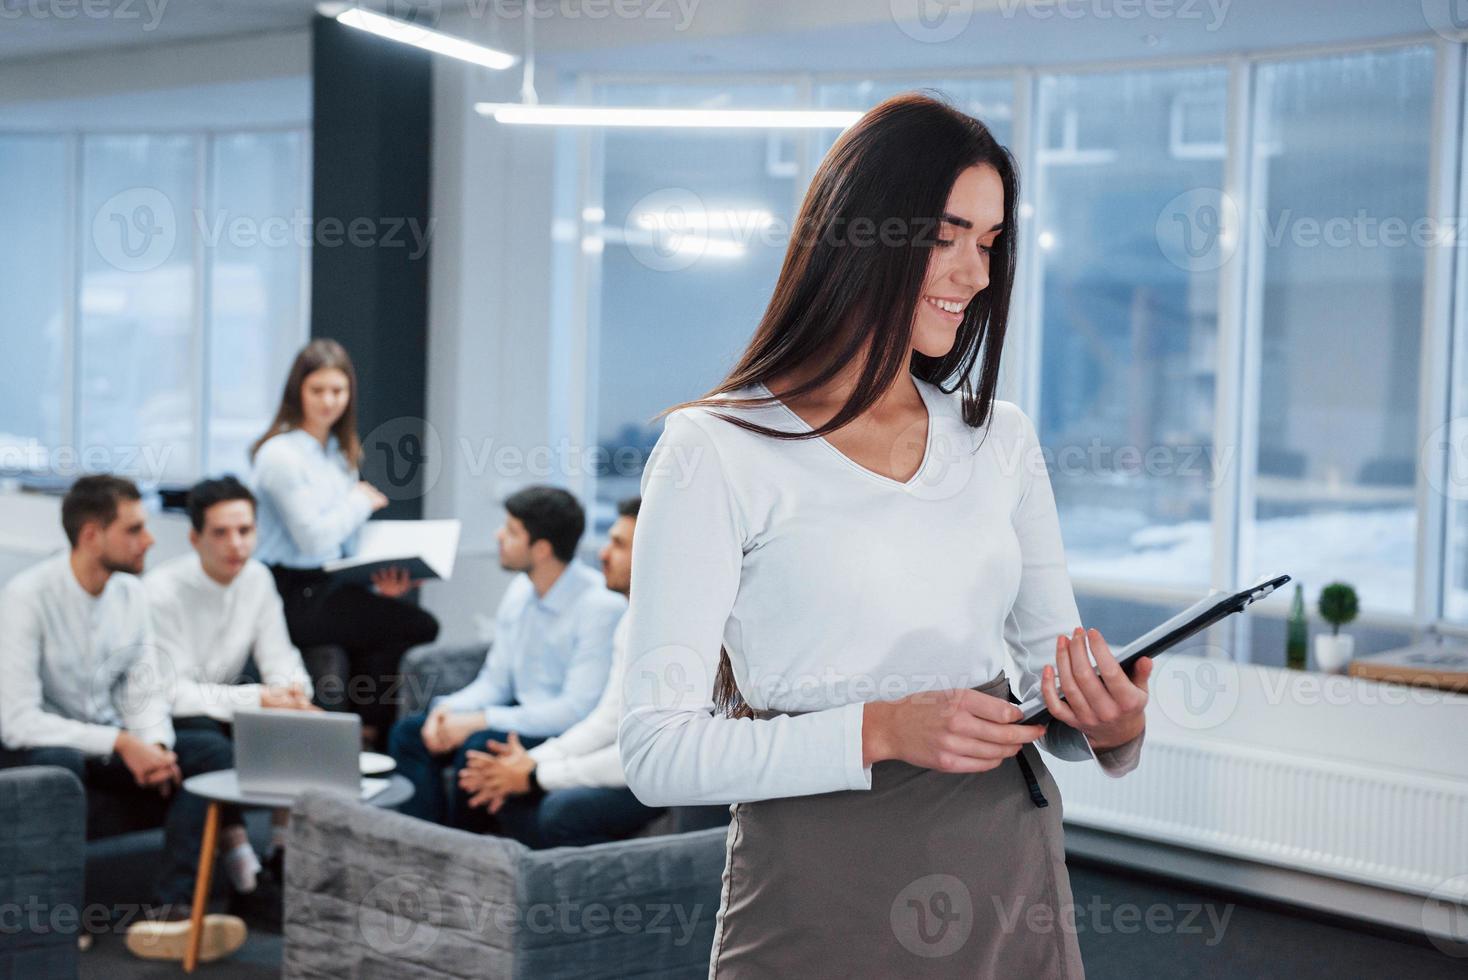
[283,790,728,979]
[0,766,85,980]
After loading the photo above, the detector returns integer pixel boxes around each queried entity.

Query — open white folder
[322,518,461,586]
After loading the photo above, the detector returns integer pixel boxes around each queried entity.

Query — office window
[814,77,1015,150]
[1034,66,1229,590]
[78,134,199,482]
[1246,47,1433,616]
[0,136,69,466]
[0,125,309,486]
[207,131,311,475]
[589,82,802,528]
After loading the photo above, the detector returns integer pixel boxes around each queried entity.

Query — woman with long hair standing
[620,93,1151,977]
[250,339,439,750]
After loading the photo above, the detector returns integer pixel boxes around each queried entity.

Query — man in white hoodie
[455,497,666,847]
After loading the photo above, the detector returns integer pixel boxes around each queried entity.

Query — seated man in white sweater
[455,497,665,847]
[0,475,246,963]
[145,475,317,898]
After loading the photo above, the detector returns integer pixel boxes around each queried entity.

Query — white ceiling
[0,0,1446,70]
[0,0,324,62]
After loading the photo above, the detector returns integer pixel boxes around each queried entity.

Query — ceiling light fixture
[475,103,861,129]
[322,4,517,71]
[474,1,859,130]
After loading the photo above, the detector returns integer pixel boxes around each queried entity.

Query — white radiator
[1053,734,1468,900]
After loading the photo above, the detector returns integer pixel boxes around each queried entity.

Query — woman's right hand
[357,481,389,511]
[861,689,1047,772]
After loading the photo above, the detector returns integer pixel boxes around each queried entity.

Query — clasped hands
[415,705,536,811]
[456,732,536,815]
[114,731,182,796]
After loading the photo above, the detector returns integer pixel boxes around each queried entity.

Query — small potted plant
[1314,582,1359,673]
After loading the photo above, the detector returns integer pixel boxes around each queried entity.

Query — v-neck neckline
[754,376,937,490]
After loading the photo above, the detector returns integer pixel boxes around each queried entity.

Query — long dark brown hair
[657,92,1022,719]
[250,338,363,469]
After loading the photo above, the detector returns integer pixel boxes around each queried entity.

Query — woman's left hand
[1040,627,1152,751]
[371,565,422,598]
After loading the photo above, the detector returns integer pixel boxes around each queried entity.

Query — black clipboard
[1016,572,1292,725]
[321,556,442,588]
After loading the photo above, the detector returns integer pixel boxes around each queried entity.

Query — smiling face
[300,367,352,435]
[913,163,1005,358]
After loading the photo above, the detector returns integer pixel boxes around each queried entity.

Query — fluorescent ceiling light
[476,103,861,129]
[329,6,517,70]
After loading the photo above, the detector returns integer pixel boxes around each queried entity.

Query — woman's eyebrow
[940,212,1004,232]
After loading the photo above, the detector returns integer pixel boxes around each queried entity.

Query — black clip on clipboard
[1015,572,1292,726]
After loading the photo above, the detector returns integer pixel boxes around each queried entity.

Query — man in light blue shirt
[389,486,625,827]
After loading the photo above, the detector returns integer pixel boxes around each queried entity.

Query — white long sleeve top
[144,554,314,722]
[250,429,372,568]
[528,612,631,791]
[0,551,174,755]
[618,375,1143,808]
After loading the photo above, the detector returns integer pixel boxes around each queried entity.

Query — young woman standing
[620,93,1151,977]
[250,339,439,750]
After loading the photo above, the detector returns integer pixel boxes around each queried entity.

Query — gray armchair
[398,642,491,718]
[0,766,85,980]
[284,789,727,979]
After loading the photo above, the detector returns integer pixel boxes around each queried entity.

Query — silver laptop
[234,708,369,800]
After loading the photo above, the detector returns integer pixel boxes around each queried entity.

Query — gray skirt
[707,670,1085,979]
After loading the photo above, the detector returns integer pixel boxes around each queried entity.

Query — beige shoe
[125,913,247,963]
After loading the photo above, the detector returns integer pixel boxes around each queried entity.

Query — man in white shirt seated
[0,475,246,963]
[146,475,319,903]
[388,486,626,828]
[455,497,666,846]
